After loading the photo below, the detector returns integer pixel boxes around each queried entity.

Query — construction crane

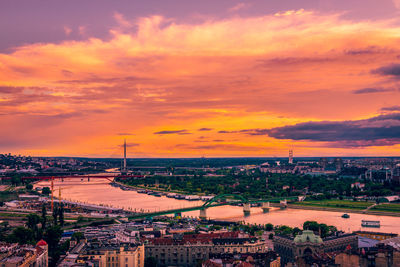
[51,177,54,213]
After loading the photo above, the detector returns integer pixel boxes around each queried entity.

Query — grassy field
[371,203,400,213]
[0,191,19,202]
[295,200,374,210]
[0,212,29,218]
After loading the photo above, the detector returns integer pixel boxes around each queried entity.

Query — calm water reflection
[36,178,400,234]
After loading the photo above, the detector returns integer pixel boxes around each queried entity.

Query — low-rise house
[0,240,48,267]
[60,243,144,267]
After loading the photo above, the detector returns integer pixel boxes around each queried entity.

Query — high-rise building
[319,158,328,169]
[335,158,343,172]
[121,139,127,175]
[123,139,127,172]
[288,149,293,164]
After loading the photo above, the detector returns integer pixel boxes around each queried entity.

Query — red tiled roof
[36,240,48,247]
[236,262,254,267]
[203,260,223,267]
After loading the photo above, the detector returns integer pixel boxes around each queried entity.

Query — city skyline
[1,0,400,157]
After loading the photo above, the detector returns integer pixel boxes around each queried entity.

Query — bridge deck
[129,196,299,219]
[1,175,144,181]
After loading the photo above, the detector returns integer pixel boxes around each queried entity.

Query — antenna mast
[123,139,127,172]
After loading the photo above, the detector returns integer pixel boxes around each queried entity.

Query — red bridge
[1,175,144,182]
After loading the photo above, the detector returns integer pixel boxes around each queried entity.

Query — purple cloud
[154,129,191,135]
[352,87,393,94]
[381,105,400,112]
[265,113,400,146]
[372,63,400,77]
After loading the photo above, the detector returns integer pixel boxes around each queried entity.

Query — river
[35,178,400,234]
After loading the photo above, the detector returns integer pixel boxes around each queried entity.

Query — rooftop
[294,230,323,244]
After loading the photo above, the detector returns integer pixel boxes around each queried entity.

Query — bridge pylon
[280,199,287,209]
[261,202,270,212]
[243,203,251,216]
[199,208,207,220]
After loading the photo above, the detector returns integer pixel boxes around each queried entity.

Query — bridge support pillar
[262,202,270,213]
[298,195,306,202]
[280,199,287,209]
[174,212,182,219]
[199,208,207,220]
[243,203,251,215]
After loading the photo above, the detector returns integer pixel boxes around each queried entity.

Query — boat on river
[185,195,201,201]
[175,194,186,200]
[361,220,380,228]
[342,214,350,218]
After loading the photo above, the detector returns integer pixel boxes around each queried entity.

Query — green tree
[303,221,320,232]
[41,204,47,230]
[71,232,84,242]
[9,227,35,244]
[275,225,293,236]
[52,204,58,225]
[58,203,64,226]
[293,227,302,236]
[268,233,274,239]
[265,223,274,231]
[27,213,41,239]
[42,187,51,195]
[10,174,22,186]
[26,183,33,190]
[303,221,334,238]
[44,225,63,266]
[77,215,84,223]
[27,213,41,229]
[0,222,10,241]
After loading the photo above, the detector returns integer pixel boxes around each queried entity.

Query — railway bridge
[1,175,144,183]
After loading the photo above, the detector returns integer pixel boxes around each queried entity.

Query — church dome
[294,230,323,244]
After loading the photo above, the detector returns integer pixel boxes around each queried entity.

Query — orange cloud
[1,10,400,157]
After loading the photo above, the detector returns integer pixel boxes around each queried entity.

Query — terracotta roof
[36,240,48,247]
[203,259,223,267]
[236,262,254,267]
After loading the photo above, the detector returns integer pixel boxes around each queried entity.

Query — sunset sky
[1,0,400,157]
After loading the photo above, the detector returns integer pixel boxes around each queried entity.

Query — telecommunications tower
[122,139,127,174]
[288,149,293,164]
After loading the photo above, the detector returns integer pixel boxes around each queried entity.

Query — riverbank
[34,179,400,233]
[113,181,193,195]
[286,203,400,217]
[116,181,400,217]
